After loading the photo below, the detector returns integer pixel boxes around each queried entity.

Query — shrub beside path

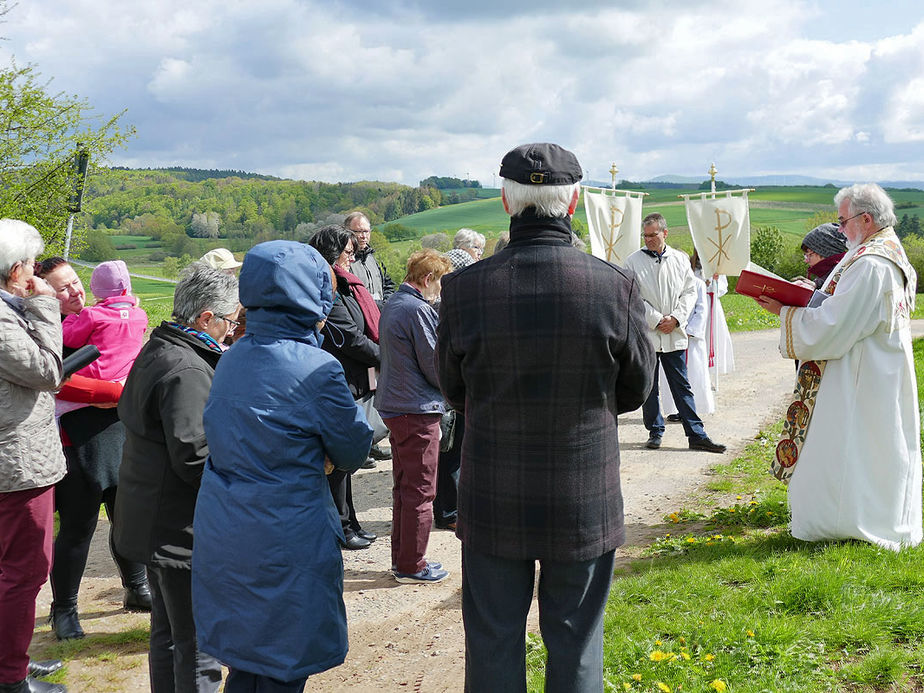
[31,322,924,692]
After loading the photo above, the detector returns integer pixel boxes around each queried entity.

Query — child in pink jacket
[62,260,148,384]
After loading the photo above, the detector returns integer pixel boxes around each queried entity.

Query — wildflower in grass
[623,684,631,691]
[746,629,755,637]
[679,637,685,644]
[709,680,727,691]
[704,654,715,661]
[655,640,662,646]
[736,495,742,500]
[649,650,676,662]
[632,674,642,682]
[657,682,672,692]
[686,537,696,543]
[668,512,680,523]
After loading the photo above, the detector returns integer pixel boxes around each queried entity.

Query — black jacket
[437,212,655,561]
[114,323,222,569]
[320,275,380,399]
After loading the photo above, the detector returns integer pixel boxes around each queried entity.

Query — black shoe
[666,413,682,422]
[340,534,372,550]
[124,583,152,611]
[689,436,726,453]
[27,661,63,679]
[356,529,377,542]
[360,458,377,470]
[26,676,67,693]
[0,677,67,693]
[646,435,662,449]
[49,606,84,641]
[368,444,392,461]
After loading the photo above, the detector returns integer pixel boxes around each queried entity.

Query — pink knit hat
[90,260,132,299]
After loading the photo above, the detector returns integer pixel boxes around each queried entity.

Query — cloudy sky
[3,0,924,185]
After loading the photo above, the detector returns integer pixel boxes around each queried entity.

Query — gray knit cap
[801,223,847,258]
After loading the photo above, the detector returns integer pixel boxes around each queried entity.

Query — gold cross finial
[708,162,717,183]
[609,163,619,188]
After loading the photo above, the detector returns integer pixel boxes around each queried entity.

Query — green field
[380,188,843,241]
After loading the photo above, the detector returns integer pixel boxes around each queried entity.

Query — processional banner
[683,191,752,277]
[583,187,645,266]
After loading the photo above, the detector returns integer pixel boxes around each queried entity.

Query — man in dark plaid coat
[437,143,655,692]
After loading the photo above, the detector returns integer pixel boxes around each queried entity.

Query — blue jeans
[147,565,222,693]
[461,545,616,693]
[642,349,706,440]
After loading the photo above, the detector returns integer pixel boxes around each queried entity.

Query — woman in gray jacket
[0,218,67,693]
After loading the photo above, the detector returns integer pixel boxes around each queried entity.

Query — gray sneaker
[394,564,450,583]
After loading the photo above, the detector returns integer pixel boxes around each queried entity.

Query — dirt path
[34,324,920,691]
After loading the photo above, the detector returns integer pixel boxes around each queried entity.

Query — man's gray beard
[845,236,861,251]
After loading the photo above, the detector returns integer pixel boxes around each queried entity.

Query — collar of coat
[354,245,375,262]
[507,210,573,247]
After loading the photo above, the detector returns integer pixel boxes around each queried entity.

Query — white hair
[834,183,897,228]
[501,179,579,218]
[172,262,239,325]
[0,218,45,285]
[453,228,485,249]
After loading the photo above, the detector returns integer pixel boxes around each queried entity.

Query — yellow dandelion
[729,507,736,513]
[709,680,727,692]
[657,682,672,693]
[666,533,671,538]
[747,629,755,637]
[736,495,742,500]
[632,673,642,682]
[686,537,696,543]
[704,653,715,661]
[679,637,686,644]
[623,684,632,691]
[680,651,691,660]
[649,650,667,662]
[668,512,680,523]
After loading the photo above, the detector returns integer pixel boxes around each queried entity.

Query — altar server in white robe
[692,250,734,375]
[661,274,714,416]
[756,183,922,551]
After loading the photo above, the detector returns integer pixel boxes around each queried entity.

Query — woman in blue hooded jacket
[192,241,373,692]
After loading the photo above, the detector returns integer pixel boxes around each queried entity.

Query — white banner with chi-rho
[583,187,646,266]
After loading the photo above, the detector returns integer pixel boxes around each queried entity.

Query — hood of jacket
[239,241,333,343]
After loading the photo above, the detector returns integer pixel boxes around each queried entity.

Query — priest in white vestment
[756,183,922,551]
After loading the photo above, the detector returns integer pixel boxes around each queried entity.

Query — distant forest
[82,167,457,255]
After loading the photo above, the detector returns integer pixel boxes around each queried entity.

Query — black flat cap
[499,143,583,185]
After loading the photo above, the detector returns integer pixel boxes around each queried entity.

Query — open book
[734,263,814,307]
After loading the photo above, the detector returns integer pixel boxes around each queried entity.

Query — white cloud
[3,1,924,184]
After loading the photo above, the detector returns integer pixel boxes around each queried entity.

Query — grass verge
[526,340,924,693]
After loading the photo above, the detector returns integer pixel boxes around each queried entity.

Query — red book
[735,269,813,307]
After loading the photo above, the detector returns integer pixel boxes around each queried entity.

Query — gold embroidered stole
[772,228,914,482]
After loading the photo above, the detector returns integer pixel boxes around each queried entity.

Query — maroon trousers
[0,485,55,684]
[385,413,441,575]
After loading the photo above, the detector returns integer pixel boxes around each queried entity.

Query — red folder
[735,269,813,307]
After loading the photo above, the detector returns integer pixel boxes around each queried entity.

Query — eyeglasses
[837,212,865,227]
[219,315,241,329]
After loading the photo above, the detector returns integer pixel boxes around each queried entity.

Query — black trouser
[434,412,463,527]
[51,448,147,610]
[327,469,361,538]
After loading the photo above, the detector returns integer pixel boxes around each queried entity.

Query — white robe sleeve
[686,280,708,340]
[779,257,896,361]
